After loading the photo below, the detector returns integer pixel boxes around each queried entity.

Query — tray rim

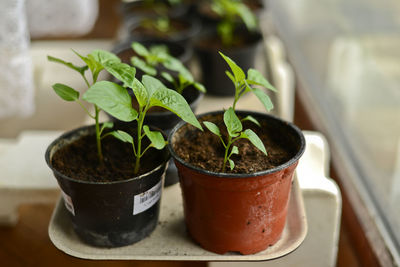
[48,177,307,261]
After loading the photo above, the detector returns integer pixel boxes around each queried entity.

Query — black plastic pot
[45,124,169,247]
[125,16,201,45]
[120,0,190,21]
[194,30,263,96]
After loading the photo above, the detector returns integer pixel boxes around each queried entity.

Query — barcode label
[133,180,162,215]
[61,190,75,216]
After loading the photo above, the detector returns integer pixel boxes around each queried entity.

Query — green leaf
[194,82,206,93]
[109,130,133,144]
[83,81,138,122]
[219,52,245,82]
[231,145,239,155]
[72,49,104,82]
[149,88,202,130]
[52,83,79,101]
[252,87,274,111]
[225,70,236,84]
[228,159,235,170]
[142,75,167,98]
[102,60,136,88]
[90,50,120,65]
[131,56,157,76]
[241,129,267,156]
[247,69,277,92]
[131,78,149,108]
[100,122,114,135]
[241,115,261,127]
[161,72,175,83]
[223,107,242,137]
[237,3,257,31]
[203,121,221,137]
[47,55,88,76]
[131,42,149,57]
[143,125,166,150]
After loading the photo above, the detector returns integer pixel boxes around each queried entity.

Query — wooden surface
[0,203,206,267]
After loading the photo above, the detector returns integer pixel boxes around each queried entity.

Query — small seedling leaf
[224,107,242,137]
[72,50,104,82]
[225,70,236,84]
[90,50,120,65]
[109,130,133,144]
[47,56,88,76]
[241,115,261,127]
[219,52,245,82]
[231,145,239,155]
[131,78,148,107]
[194,82,206,93]
[247,69,278,92]
[131,42,149,57]
[52,83,79,101]
[100,122,114,134]
[203,121,221,137]
[241,129,267,156]
[228,159,235,170]
[252,87,274,112]
[83,81,138,122]
[237,4,257,30]
[161,71,174,83]
[131,56,157,76]
[143,125,166,150]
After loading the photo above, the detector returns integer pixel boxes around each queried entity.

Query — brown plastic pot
[168,110,305,254]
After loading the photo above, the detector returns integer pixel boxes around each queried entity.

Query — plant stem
[94,105,103,162]
[222,135,232,172]
[134,109,147,174]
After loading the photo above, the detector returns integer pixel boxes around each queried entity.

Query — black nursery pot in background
[194,31,263,96]
[45,125,170,248]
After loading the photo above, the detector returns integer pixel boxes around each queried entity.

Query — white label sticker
[61,190,75,216]
[133,180,162,215]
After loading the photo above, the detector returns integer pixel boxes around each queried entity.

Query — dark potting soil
[51,131,166,182]
[173,113,298,174]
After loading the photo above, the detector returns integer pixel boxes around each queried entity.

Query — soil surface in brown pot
[51,131,165,182]
[173,113,297,174]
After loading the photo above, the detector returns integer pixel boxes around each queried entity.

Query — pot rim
[45,123,170,185]
[168,110,306,178]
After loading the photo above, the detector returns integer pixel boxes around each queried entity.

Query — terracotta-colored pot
[168,111,305,254]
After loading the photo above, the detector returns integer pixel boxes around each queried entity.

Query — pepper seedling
[211,0,258,46]
[131,42,206,94]
[86,59,202,174]
[203,52,277,172]
[47,50,120,162]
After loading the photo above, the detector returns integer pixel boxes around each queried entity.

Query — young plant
[131,42,205,94]
[211,0,258,46]
[84,59,202,174]
[203,52,277,172]
[47,50,120,161]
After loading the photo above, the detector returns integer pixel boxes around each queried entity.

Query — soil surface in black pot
[195,30,259,49]
[51,129,165,182]
[173,113,299,174]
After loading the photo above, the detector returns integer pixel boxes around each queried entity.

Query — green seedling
[211,0,257,46]
[88,59,202,174]
[47,50,120,162]
[131,42,206,94]
[203,52,277,172]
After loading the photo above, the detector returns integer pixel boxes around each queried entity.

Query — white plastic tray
[48,177,306,261]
